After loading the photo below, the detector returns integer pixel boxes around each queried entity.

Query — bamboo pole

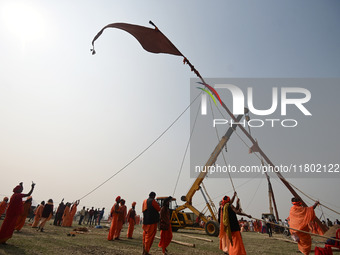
[252,217,339,242]
[180,233,213,242]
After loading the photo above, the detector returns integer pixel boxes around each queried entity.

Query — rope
[172,94,202,197]
[244,178,264,211]
[208,97,236,192]
[195,173,262,207]
[286,180,340,216]
[251,217,340,243]
[201,182,218,216]
[78,93,201,201]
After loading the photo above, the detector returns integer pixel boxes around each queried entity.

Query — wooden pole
[180,234,213,242]
[154,236,195,248]
[252,217,339,242]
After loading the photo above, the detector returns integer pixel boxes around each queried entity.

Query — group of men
[31,199,54,232]
[106,192,172,255]
[107,196,129,241]
[52,199,79,227]
[141,192,172,255]
[78,206,105,226]
[0,182,326,255]
[218,192,322,255]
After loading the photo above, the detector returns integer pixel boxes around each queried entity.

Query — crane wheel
[205,220,219,237]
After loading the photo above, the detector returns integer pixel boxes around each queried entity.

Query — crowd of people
[0,183,339,255]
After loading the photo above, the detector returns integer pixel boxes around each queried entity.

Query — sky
[0,0,339,222]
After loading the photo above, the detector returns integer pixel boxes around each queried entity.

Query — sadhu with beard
[219,192,252,255]
[0,182,35,244]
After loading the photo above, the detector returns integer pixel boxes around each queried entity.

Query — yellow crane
[157,114,244,236]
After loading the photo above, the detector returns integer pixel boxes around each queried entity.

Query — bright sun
[2,2,46,43]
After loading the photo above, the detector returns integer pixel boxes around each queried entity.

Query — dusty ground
[0,220,332,255]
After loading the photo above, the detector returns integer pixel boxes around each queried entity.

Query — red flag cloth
[91,22,183,56]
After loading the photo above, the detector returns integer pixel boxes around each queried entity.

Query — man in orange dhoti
[15,196,32,231]
[158,196,173,255]
[61,202,71,227]
[0,197,9,218]
[219,193,252,255]
[32,201,45,228]
[0,182,35,244]
[142,192,161,255]
[127,202,137,239]
[107,196,121,241]
[114,199,127,240]
[288,197,319,255]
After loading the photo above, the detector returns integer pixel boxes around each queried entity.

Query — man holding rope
[219,192,252,255]
[288,197,320,255]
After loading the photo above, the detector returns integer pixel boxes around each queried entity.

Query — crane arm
[181,114,244,204]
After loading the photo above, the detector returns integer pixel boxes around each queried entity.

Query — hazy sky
[0,0,339,222]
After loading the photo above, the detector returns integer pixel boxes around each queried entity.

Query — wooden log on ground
[180,234,213,242]
[155,236,195,248]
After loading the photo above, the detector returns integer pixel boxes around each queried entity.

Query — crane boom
[180,114,244,205]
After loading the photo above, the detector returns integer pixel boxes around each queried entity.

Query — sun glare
[2,2,46,43]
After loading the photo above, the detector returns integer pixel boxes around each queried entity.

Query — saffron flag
[91,22,183,56]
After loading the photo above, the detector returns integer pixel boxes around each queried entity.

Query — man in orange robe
[0,197,9,218]
[15,196,32,231]
[142,192,161,255]
[158,196,173,255]
[289,198,319,255]
[127,202,137,239]
[61,202,71,227]
[0,182,35,244]
[114,199,127,240]
[67,200,79,227]
[107,196,121,241]
[32,201,45,228]
[219,193,252,255]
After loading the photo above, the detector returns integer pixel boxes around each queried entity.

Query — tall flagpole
[149,21,328,233]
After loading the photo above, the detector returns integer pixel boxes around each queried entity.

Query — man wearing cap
[219,192,251,255]
[0,182,35,244]
[127,202,137,239]
[142,191,161,255]
[108,196,121,241]
[0,197,9,219]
